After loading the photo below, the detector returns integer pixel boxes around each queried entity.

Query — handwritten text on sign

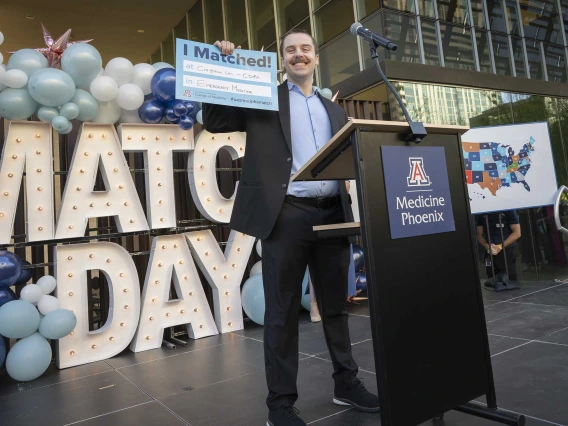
[175,40,279,111]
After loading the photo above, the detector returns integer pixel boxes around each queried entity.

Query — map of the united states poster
[461,123,557,214]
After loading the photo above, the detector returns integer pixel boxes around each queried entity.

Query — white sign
[462,122,557,214]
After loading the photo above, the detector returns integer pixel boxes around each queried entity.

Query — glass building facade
[150,0,568,281]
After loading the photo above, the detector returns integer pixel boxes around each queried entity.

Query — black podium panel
[354,130,490,426]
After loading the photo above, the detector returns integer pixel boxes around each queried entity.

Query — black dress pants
[485,246,518,281]
[261,197,359,410]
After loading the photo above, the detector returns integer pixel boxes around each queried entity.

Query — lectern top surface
[291,119,469,183]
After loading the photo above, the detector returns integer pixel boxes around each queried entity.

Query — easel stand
[291,34,524,425]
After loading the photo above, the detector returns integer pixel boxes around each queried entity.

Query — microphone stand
[368,42,427,143]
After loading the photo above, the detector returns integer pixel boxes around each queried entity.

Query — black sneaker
[267,404,307,426]
[333,376,380,413]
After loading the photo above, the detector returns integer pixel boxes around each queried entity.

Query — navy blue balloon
[178,115,194,130]
[150,68,176,103]
[0,251,23,289]
[165,107,178,122]
[355,273,367,292]
[138,99,165,124]
[17,260,32,285]
[144,93,155,102]
[0,336,5,367]
[0,288,17,307]
[185,101,197,116]
[173,102,188,117]
[352,244,364,272]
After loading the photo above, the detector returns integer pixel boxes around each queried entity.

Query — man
[203,29,379,426]
[476,210,522,282]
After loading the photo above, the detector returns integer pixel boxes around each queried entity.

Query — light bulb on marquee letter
[0,122,54,244]
[55,242,141,369]
[55,124,149,239]
[119,124,194,229]
[186,229,254,333]
[130,234,218,353]
[188,130,246,223]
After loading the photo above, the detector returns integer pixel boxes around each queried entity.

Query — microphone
[350,22,398,51]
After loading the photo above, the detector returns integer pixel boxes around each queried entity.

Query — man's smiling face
[281,32,319,82]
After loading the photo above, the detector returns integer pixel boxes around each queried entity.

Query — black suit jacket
[203,81,354,240]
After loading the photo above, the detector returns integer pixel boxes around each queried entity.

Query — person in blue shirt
[476,210,522,282]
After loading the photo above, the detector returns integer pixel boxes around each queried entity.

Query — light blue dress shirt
[287,82,340,198]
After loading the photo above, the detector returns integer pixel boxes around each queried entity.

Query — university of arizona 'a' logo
[407,157,431,187]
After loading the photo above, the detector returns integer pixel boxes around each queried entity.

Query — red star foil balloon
[32,23,94,68]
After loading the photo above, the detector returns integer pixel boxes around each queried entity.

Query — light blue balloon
[196,110,203,124]
[301,268,310,311]
[39,309,76,339]
[52,116,69,132]
[6,332,52,381]
[241,274,265,325]
[60,122,73,135]
[60,102,79,120]
[37,106,59,123]
[28,68,76,107]
[7,49,48,78]
[321,88,333,100]
[0,300,40,339]
[61,43,103,86]
[0,88,38,121]
[152,62,174,70]
[71,89,99,121]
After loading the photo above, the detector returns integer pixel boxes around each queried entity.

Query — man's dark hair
[280,29,319,56]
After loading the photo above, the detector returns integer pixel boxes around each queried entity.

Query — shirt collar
[287,81,318,98]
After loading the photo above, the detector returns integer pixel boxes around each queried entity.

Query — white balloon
[0,32,4,46]
[36,275,57,295]
[20,284,44,304]
[131,63,156,95]
[250,261,262,277]
[0,64,6,92]
[116,83,144,110]
[93,99,121,124]
[256,240,262,257]
[1,69,28,89]
[37,295,60,315]
[78,69,104,91]
[118,107,143,124]
[0,52,3,65]
[90,76,118,102]
[105,57,134,86]
[196,110,203,124]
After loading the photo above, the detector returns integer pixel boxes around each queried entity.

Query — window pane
[355,0,381,19]
[510,36,527,77]
[175,17,188,41]
[421,19,441,65]
[226,0,249,49]
[440,24,475,70]
[476,30,493,73]
[486,0,508,33]
[505,0,522,36]
[544,43,567,82]
[250,0,277,49]
[162,34,174,65]
[151,48,161,64]
[189,0,205,42]
[319,32,360,87]
[205,0,224,43]
[524,39,544,79]
[437,0,470,25]
[363,11,420,66]
[277,0,310,33]
[492,33,512,75]
[382,0,416,13]
[417,0,436,18]
[313,0,355,45]
[470,0,487,28]
[521,7,563,45]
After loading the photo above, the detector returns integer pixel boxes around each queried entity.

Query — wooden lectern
[292,119,524,426]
